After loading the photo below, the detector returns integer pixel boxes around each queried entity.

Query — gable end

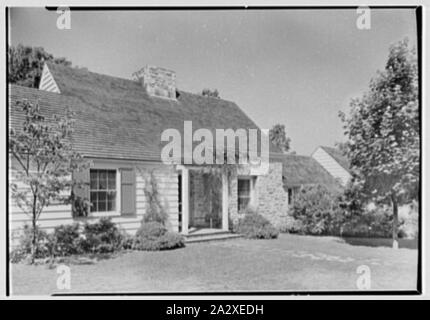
[39,63,61,94]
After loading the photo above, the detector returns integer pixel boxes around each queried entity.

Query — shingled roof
[282,154,343,193]
[320,146,350,172]
[9,63,282,162]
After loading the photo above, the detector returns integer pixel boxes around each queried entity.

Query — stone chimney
[132,65,176,99]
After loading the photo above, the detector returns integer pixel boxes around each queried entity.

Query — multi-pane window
[90,169,116,212]
[238,178,251,212]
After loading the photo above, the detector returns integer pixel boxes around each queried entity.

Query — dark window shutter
[120,168,136,216]
[72,168,90,217]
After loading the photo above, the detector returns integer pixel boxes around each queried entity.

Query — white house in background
[311,146,351,187]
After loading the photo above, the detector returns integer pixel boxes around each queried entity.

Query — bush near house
[341,205,418,239]
[341,206,394,238]
[10,225,50,263]
[234,211,279,239]
[288,184,344,235]
[133,221,185,251]
[284,184,417,239]
[79,217,124,254]
[11,217,129,263]
[49,223,82,256]
[399,202,419,239]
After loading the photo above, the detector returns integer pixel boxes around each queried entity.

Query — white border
[1,0,428,300]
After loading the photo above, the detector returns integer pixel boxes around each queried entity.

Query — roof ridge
[46,62,238,105]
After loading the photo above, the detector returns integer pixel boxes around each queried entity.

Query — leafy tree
[335,141,349,156]
[9,100,87,263]
[8,44,72,88]
[201,88,220,98]
[339,38,419,248]
[269,124,291,153]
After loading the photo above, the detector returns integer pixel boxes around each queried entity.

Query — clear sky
[9,8,417,155]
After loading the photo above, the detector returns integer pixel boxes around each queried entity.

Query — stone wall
[254,162,289,228]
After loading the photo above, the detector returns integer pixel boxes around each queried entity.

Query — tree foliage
[8,44,72,88]
[9,99,87,262]
[290,184,343,235]
[339,38,419,246]
[269,124,291,153]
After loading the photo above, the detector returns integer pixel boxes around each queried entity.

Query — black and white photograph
[2,2,426,301]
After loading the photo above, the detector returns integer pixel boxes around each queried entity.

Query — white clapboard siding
[134,167,179,232]
[9,163,181,246]
[311,147,351,187]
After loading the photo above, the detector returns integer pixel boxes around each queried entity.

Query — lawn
[11,234,418,295]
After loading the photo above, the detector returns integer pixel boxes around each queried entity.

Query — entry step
[185,230,242,243]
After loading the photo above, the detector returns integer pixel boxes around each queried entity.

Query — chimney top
[133,65,176,100]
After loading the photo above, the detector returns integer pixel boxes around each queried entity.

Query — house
[311,146,352,187]
[282,154,343,205]
[9,63,288,242]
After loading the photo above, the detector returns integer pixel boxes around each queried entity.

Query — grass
[11,234,418,295]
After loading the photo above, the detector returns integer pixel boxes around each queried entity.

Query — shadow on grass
[342,237,418,249]
[44,251,128,269]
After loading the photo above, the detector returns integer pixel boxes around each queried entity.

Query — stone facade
[229,162,288,228]
[254,162,289,228]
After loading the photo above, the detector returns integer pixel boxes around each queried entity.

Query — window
[288,187,299,205]
[238,178,251,212]
[90,169,117,212]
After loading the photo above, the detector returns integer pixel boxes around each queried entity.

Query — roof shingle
[282,154,343,193]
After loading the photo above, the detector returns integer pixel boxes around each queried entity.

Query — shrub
[282,218,305,234]
[119,231,135,250]
[136,221,167,239]
[80,217,123,254]
[399,202,419,239]
[10,225,50,263]
[50,223,82,256]
[11,219,129,263]
[10,248,27,264]
[341,206,404,238]
[289,184,343,235]
[234,212,279,239]
[134,221,185,251]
